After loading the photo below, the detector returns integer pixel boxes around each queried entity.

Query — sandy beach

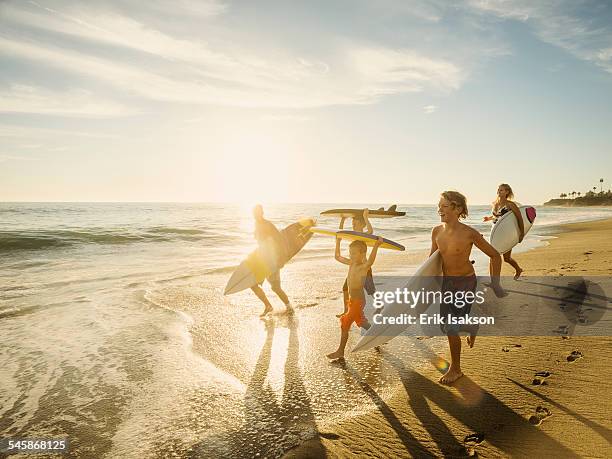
[286,218,612,458]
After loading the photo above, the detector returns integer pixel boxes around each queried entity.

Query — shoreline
[285,218,612,458]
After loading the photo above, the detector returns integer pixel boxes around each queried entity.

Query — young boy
[337,209,376,319]
[431,191,506,384]
[327,236,383,360]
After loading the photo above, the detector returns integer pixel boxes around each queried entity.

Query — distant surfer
[432,191,506,384]
[483,183,524,279]
[327,236,383,360]
[337,209,376,318]
[251,205,293,316]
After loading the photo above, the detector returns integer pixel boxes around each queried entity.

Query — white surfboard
[489,206,536,254]
[352,250,443,353]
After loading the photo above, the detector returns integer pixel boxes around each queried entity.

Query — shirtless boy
[337,209,376,318]
[431,191,506,384]
[327,236,383,360]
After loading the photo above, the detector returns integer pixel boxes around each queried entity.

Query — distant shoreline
[543,197,612,207]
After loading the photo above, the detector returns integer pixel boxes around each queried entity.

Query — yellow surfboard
[309,227,405,251]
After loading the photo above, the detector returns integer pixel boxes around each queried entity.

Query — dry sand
[285,218,612,458]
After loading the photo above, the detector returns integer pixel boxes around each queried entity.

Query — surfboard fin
[387,204,397,211]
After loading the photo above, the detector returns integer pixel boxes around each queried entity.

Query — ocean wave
[148,227,207,235]
[0,227,231,253]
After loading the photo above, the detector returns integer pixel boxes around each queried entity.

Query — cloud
[467,0,612,73]
[423,104,438,114]
[0,0,470,111]
[0,84,136,117]
[0,154,39,163]
[260,114,313,122]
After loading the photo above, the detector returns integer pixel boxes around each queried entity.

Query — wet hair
[441,190,468,219]
[352,215,365,227]
[498,183,514,200]
[493,183,514,208]
[349,240,367,253]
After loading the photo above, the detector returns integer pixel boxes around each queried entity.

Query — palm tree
[578,192,581,197]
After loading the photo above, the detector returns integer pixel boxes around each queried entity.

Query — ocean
[2,202,612,457]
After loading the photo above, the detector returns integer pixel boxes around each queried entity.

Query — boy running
[431,191,506,384]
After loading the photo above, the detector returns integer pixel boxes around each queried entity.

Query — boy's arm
[363,208,373,234]
[335,237,350,265]
[366,237,383,268]
[507,202,525,242]
[429,226,439,256]
[472,230,506,297]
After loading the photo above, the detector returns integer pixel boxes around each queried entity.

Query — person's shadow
[383,346,580,457]
[189,315,325,457]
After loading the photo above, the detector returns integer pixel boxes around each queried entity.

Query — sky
[1,0,611,204]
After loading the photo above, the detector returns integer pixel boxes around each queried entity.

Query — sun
[209,127,292,204]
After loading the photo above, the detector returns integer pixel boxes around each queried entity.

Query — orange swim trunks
[340,298,366,331]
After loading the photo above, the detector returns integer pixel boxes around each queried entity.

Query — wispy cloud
[0,0,472,112]
[467,0,612,73]
[423,104,438,114]
[0,154,39,163]
[0,84,135,117]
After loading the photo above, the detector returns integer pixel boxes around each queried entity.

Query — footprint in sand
[529,406,552,426]
[532,371,551,386]
[463,432,485,456]
[502,344,522,352]
[567,350,583,362]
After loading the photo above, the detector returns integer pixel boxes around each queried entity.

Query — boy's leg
[440,334,464,384]
[327,328,349,360]
[251,285,273,316]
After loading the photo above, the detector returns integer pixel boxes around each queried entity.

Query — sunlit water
[1,202,611,457]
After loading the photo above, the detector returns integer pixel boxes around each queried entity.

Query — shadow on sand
[188,315,325,458]
[335,343,580,457]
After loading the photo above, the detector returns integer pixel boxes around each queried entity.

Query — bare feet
[439,366,464,384]
[259,306,273,317]
[466,334,476,348]
[514,268,523,280]
[326,350,344,360]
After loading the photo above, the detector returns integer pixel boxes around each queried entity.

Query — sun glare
[210,127,292,204]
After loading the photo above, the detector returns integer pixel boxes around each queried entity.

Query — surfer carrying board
[483,183,525,279]
[327,236,383,360]
[337,209,376,318]
[251,205,293,316]
[432,191,506,384]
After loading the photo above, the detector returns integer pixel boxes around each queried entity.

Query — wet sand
[285,218,612,458]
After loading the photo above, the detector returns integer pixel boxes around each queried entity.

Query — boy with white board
[431,191,506,384]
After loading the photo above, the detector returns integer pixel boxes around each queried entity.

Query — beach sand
[285,218,612,458]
